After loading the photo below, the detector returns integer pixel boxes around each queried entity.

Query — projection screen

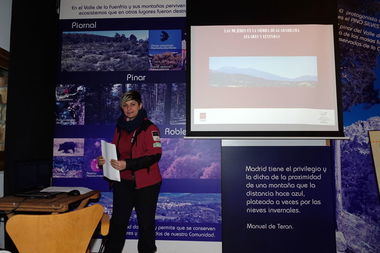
[188,24,343,138]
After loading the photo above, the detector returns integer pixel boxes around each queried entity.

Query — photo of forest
[85,82,185,126]
[170,83,186,125]
[125,83,167,124]
[85,83,124,125]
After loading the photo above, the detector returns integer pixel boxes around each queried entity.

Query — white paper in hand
[101,140,121,182]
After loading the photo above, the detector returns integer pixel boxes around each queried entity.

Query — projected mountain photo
[209,56,318,87]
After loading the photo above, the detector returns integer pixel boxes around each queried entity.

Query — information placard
[222,146,335,253]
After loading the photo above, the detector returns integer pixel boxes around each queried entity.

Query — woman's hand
[110,159,127,171]
[97,156,105,166]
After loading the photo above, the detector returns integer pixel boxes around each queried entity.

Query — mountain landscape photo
[209,66,318,87]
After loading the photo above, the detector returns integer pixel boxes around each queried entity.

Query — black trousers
[104,180,161,253]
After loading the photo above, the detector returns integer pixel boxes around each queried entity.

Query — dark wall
[4,0,58,195]
[188,0,337,25]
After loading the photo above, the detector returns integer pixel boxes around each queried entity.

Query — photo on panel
[125,83,168,125]
[148,30,184,71]
[53,138,85,156]
[159,138,221,179]
[169,83,186,125]
[61,30,149,71]
[55,84,86,125]
[84,138,104,178]
[53,156,83,178]
[97,192,221,240]
[85,83,124,125]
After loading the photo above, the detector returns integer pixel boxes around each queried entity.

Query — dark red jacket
[112,119,162,189]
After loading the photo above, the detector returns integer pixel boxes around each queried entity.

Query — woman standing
[98,90,162,253]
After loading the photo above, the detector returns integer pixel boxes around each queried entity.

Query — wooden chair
[6,204,105,253]
[98,212,110,253]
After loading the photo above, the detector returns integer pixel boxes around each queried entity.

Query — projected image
[53,138,84,156]
[84,138,103,178]
[159,138,221,179]
[190,24,340,134]
[56,84,86,125]
[209,56,318,87]
[53,156,83,178]
[148,30,184,71]
[61,30,149,71]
